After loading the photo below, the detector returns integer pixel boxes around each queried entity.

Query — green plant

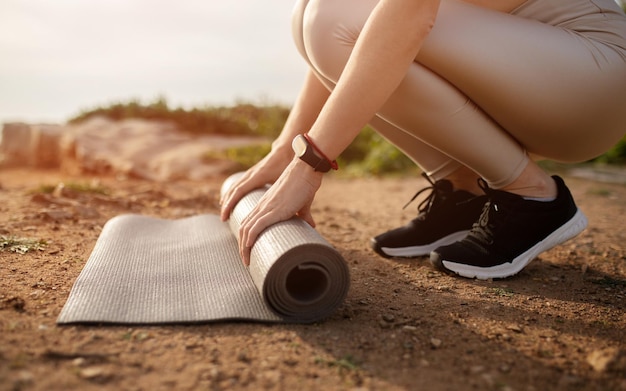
[339,126,417,176]
[485,287,515,297]
[315,355,359,371]
[591,276,626,287]
[1,236,47,254]
[68,97,626,175]
[204,143,272,170]
[69,97,290,137]
[591,135,626,164]
[31,182,110,195]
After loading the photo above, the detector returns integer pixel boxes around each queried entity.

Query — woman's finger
[220,172,254,220]
[296,202,316,228]
[220,184,246,221]
[239,206,278,265]
[237,159,324,265]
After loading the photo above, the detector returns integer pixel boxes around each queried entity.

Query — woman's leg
[296,0,626,189]
[294,0,489,260]
[292,0,465,184]
[292,0,626,278]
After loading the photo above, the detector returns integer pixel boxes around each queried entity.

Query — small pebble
[382,314,395,323]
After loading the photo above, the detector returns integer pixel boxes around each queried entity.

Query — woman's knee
[294,0,376,82]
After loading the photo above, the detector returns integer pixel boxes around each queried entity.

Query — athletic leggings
[292,0,626,188]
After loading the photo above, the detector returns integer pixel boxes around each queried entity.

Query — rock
[79,367,113,383]
[2,117,265,180]
[237,351,252,364]
[506,324,523,333]
[1,123,32,167]
[72,357,87,367]
[382,314,395,323]
[587,347,621,372]
[0,296,26,312]
[60,117,263,181]
[32,124,63,168]
[259,370,282,388]
[0,123,63,168]
[430,338,442,349]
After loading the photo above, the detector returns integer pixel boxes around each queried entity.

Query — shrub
[69,97,289,137]
[339,126,417,176]
[592,135,626,164]
[69,98,625,174]
[204,143,272,170]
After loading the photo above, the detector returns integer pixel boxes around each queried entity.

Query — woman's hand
[220,146,293,222]
[238,158,323,265]
[220,70,332,222]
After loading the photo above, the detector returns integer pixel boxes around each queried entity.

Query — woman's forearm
[307,0,441,160]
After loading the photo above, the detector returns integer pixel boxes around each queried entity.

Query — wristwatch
[292,134,334,172]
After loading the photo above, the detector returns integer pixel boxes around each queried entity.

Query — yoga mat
[56,173,350,324]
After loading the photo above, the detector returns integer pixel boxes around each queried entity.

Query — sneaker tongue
[489,188,525,204]
[434,179,454,193]
[430,180,454,208]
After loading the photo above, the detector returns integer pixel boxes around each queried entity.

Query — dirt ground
[1,167,625,391]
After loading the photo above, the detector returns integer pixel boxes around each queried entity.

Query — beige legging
[292,0,626,188]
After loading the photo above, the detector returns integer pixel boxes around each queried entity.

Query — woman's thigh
[420,0,626,160]
[295,0,626,161]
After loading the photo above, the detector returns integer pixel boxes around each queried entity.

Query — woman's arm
[220,70,330,221]
[237,0,441,264]
[307,0,440,158]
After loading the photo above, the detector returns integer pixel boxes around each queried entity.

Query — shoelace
[402,172,445,212]
[466,179,497,246]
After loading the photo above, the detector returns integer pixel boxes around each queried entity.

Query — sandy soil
[1,168,625,391]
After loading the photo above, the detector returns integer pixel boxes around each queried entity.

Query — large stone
[1,123,33,167]
[60,117,264,181]
[0,123,63,168]
[31,124,63,168]
[2,117,264,180]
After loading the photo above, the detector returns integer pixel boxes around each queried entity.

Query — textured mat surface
[57,174,350,324]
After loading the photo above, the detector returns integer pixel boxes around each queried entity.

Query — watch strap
[303,134,338,171]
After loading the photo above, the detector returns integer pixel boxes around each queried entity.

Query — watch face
[292,134,308,158]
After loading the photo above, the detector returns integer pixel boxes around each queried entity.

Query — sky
[0,0,307,124]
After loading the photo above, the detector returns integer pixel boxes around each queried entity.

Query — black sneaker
[371,173,487,258]
[430,176,588,280]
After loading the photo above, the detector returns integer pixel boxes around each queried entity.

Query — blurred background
[2,0,625,125]
[1,0,624,176]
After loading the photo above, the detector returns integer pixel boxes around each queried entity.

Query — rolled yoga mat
[56,173,350,324]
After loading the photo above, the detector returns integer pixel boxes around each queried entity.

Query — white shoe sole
[380,230,470,257]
